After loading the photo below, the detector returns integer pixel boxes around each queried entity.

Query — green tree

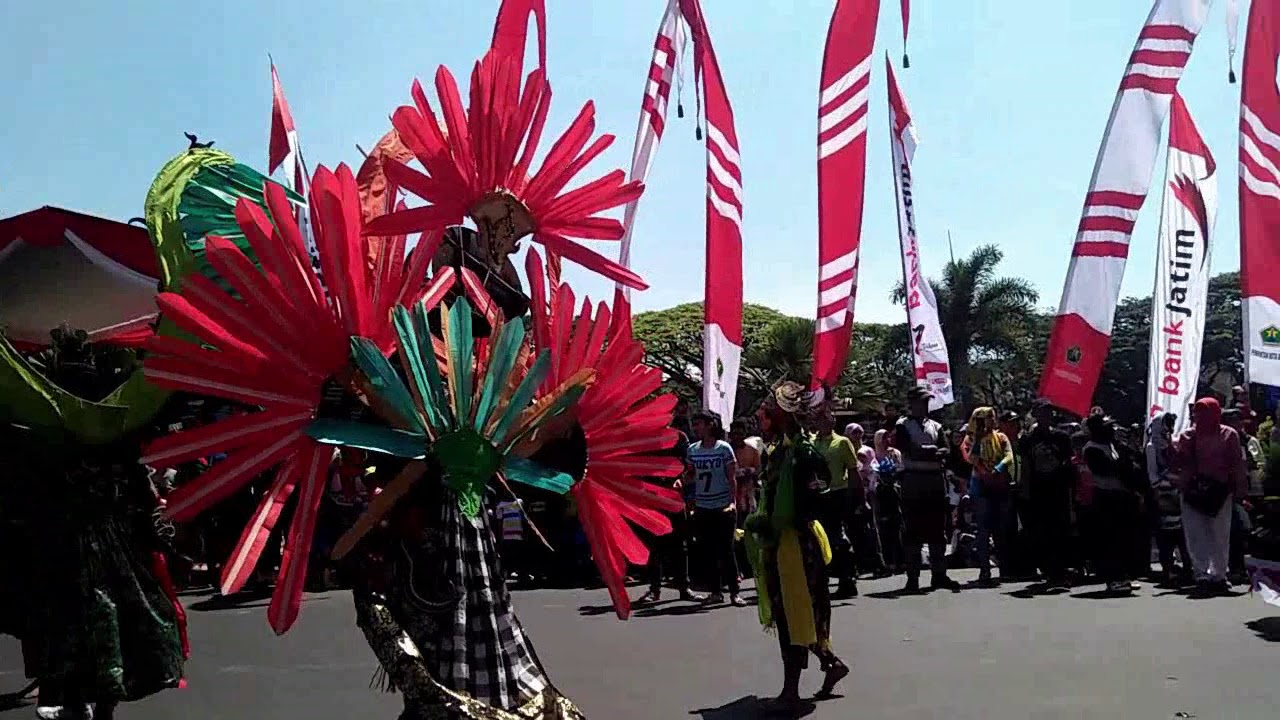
[893,244,1040,409]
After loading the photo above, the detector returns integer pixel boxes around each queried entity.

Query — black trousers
[902,497,949,581]
[1155,527,1190,578]
[644,511,691,592]
[820,488,858,584]
[693,507,740,594]
[1029,486,1073,584]
[1092,489,1140,584]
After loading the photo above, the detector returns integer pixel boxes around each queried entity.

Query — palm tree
[741,316,815,392]
[893,244,1039,408]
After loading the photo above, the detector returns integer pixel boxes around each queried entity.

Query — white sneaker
[36,705,93,719]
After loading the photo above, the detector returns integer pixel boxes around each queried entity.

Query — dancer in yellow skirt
[745,382,850,711]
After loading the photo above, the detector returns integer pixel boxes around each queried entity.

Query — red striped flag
[617,0,685,299]
[1039,0,1212,417]
[1239,0,1280,386]
[680,0,743,427]
[267,63,320,277]
[812,0,879,390]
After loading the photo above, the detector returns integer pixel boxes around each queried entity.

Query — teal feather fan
[307,297,594,517]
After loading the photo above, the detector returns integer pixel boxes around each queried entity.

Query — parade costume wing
[144,148,303,291]
[525,249,683,619]
[363,50,648,290]
[141,164,449,634]
[323,294,591,559]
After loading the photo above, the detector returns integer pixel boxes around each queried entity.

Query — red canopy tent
[0,206,159,351]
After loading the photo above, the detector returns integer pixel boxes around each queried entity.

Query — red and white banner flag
[812,0,879,390]
[1146,94,1216,434]
[887,59,953,411]
[1239,0,1280,387]
[680,0,743,426]
[617,0,686,298]
[1038,0,1212,417]
[268,63,320,276]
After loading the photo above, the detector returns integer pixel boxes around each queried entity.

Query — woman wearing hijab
[1083,413,1142,595]
[1174,398,1248,595]
[744,382,849,711]
[1146,412,1190,584]
[961,408,1015,586]
[872,429,905,573]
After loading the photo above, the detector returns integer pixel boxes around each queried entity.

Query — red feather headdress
[363,48,649,291]
[524,249,683,619]
[141,164,453,634]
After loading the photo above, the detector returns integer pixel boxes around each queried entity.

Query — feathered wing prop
[526,249,684,619]
[142,165,453,634]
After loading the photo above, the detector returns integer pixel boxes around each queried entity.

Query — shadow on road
[1070,589,1145,600]
[1245,617,1280,642]
[188,591,329,613]
[691,695,816,719]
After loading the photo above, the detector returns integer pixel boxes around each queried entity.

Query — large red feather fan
[141,164,455,634]
[524,249,684,619]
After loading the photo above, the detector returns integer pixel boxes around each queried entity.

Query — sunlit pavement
[3,569,1278,719]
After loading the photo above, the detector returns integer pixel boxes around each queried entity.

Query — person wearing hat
[893,386,959,593]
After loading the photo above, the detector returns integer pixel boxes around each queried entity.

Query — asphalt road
[2,570,1278,720]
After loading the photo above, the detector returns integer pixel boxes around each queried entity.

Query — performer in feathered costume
[744,382,850,711]
[139,3,682,717]
[2,328,186,720]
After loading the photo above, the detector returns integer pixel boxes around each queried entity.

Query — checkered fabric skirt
[394,494,549,711]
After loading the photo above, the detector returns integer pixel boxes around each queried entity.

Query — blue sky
[0,0,1249,323]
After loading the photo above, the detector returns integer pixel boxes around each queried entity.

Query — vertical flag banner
[812,0,880,390]
[680,0,743,426]
[1146,94,1217,434]
[1038,0,1213,417]
[1239,0,1280,386]
[887,59,953,411]
[268,63,320,278]
[617,0,686,299]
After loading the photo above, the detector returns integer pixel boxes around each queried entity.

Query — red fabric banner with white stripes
[680,0,743,426]
[617,0,685,298]
[1039,0,1212,416]
[812,0,879,390]
[1239,0,1280,386]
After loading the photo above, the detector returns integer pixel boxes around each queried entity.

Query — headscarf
[1192,397,1222,432]
[873,429,889,457]
[966,406,1004,466]
[844,423,863,438]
